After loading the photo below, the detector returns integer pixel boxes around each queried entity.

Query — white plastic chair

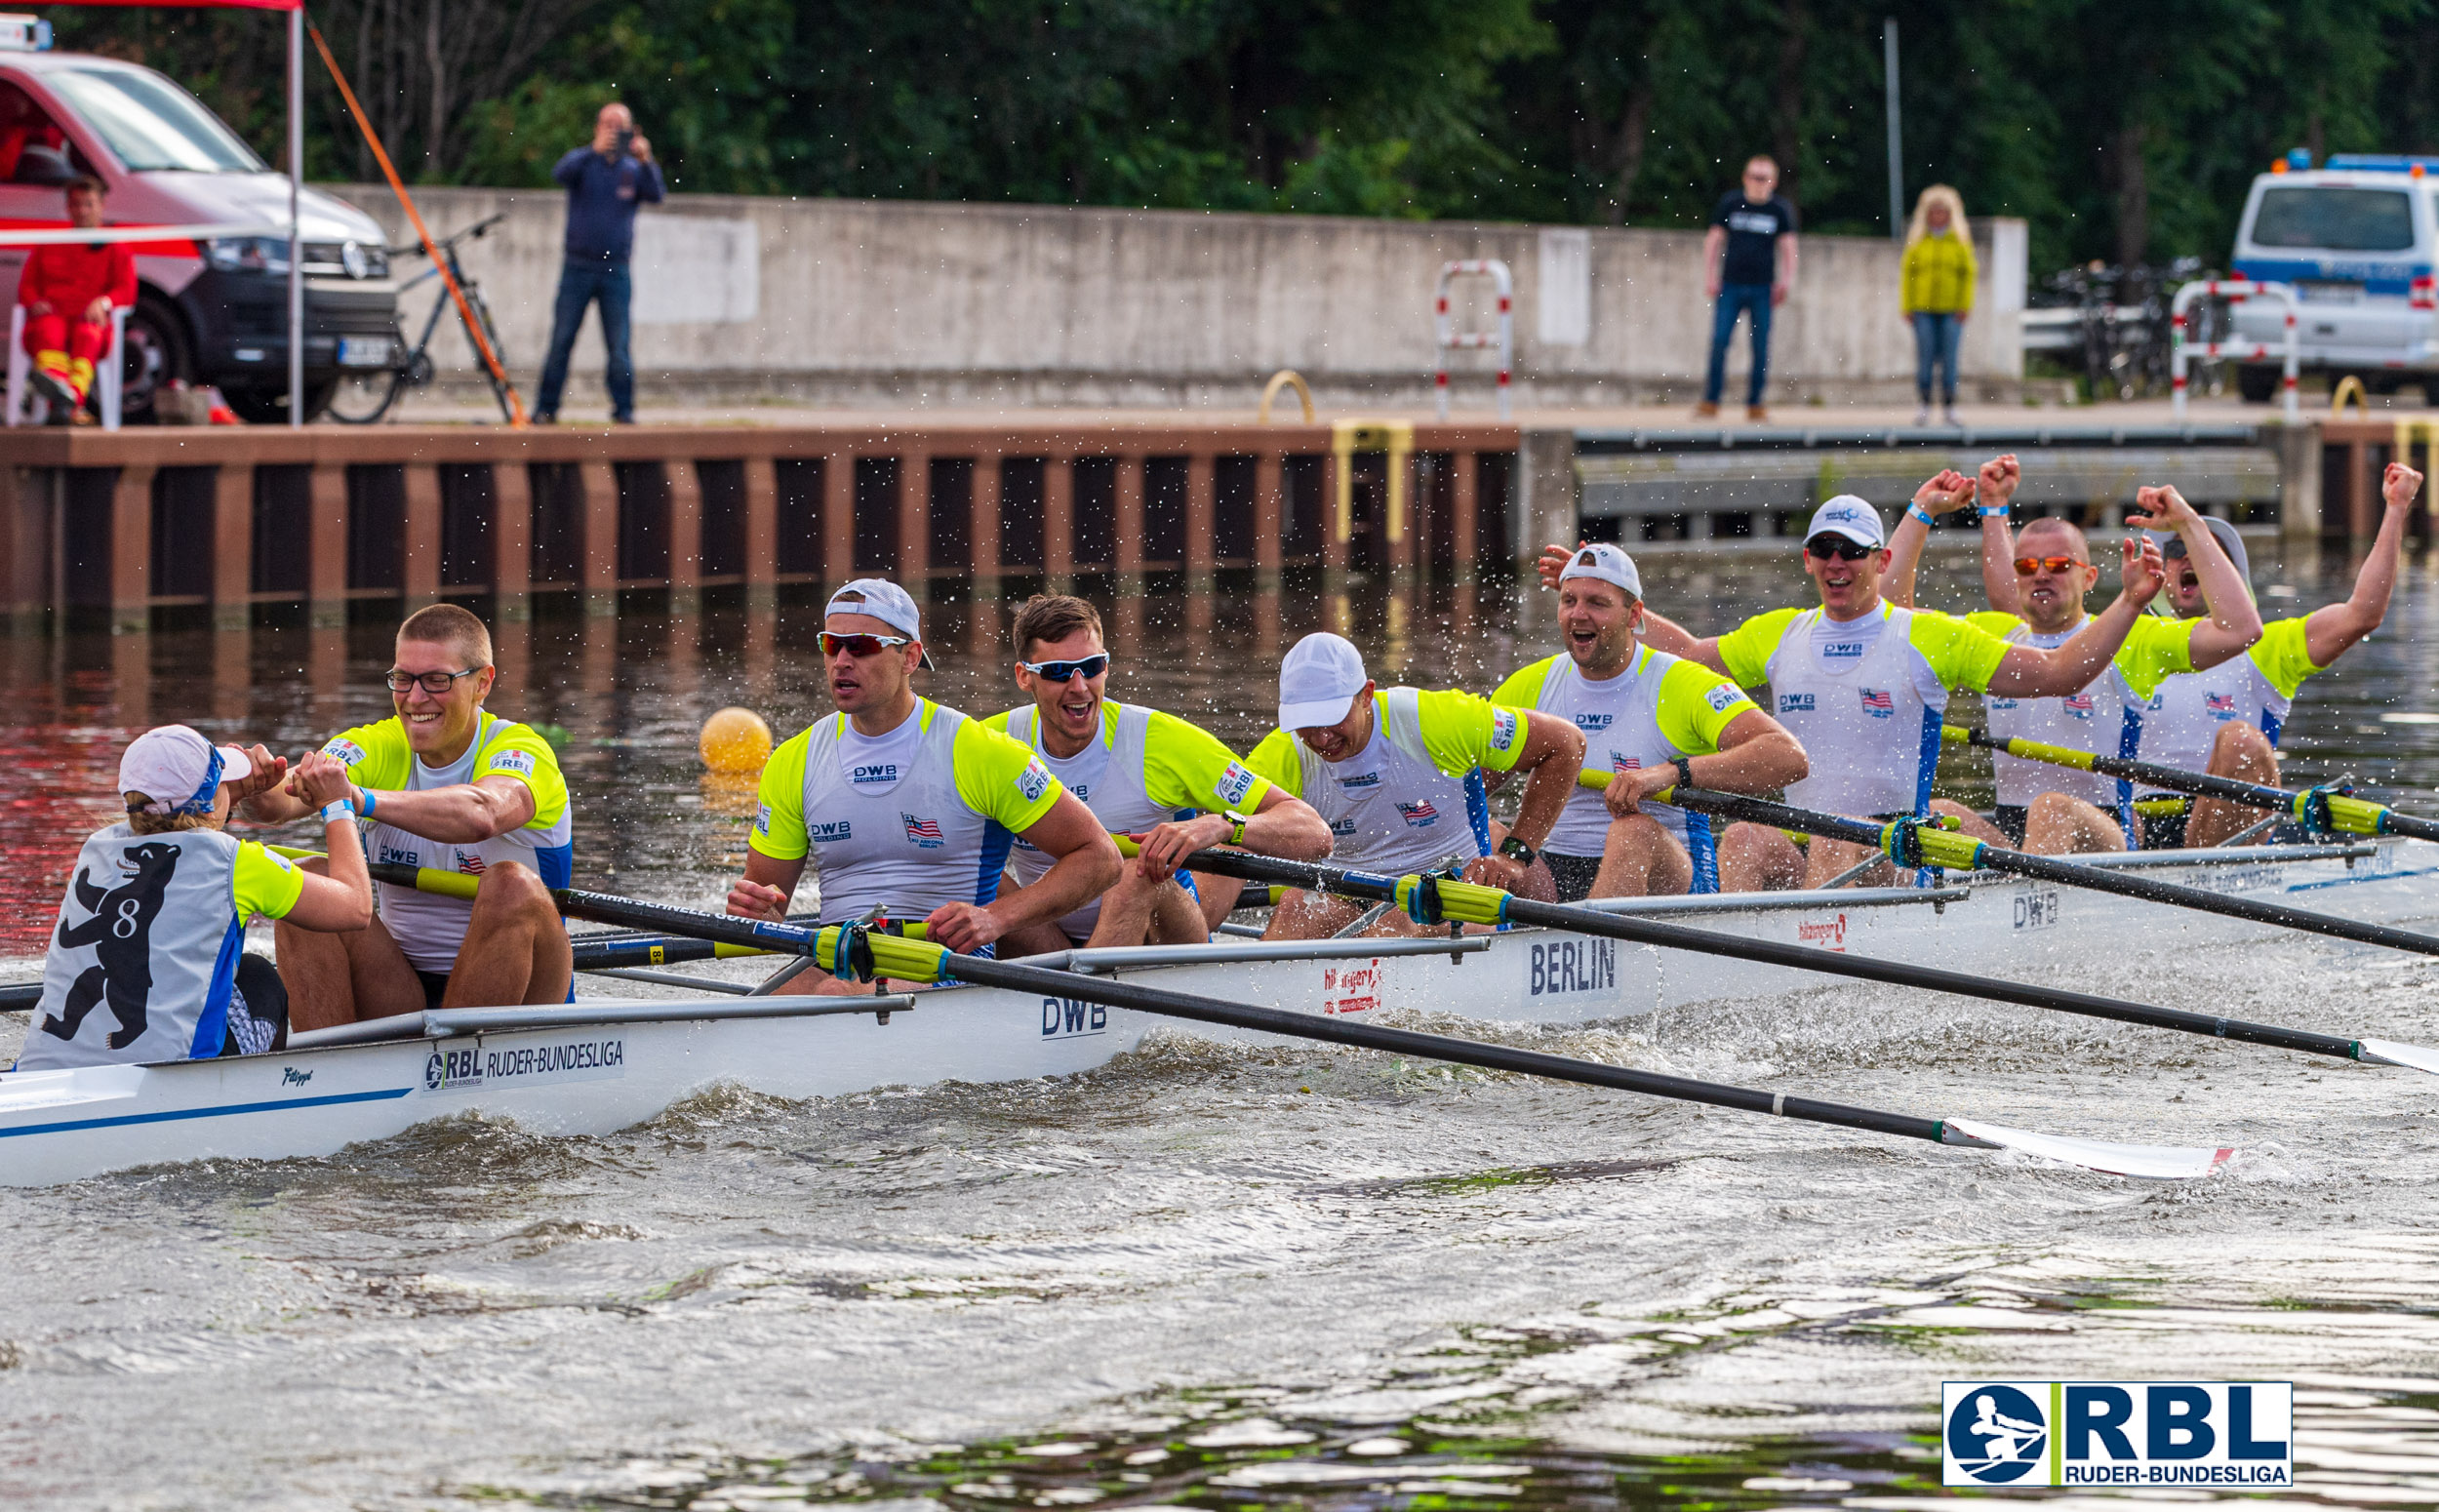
[6,302,132,429]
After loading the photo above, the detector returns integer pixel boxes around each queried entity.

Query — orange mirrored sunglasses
[2013,554,2085,576]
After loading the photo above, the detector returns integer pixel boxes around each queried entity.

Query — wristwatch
[1672,756,1697,789]
[1221,809,1251,845]
[1498,834,1538,865]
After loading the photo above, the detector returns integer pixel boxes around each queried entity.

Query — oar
[350,859,2229,1178]
[1173,848,2439,1078]
[1610,779,2439,960]
[1942,724,2439,843]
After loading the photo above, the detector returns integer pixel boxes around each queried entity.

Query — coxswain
[1549,487,2165,888]
[727,579,1120,988]
[16,727,370,1070]
[1246,632,1584,938]
[2122,460,2419,847]
[1493,542,1808,898]
[1885,457,2262,854]
[983,594,1332,953]
[18,175,133,424]
[241,604,576,1027]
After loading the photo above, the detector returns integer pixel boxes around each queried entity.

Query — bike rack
[1434,259,1511,419]
[2171,278,2299,422]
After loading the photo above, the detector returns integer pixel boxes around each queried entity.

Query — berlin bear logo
[45,842,181,1051]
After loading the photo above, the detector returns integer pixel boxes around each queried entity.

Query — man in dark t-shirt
[534,101,666,425]
[1699,155,1800,420]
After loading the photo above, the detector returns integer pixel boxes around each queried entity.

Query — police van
[2228,152,2439,403]
[0,21,398,420]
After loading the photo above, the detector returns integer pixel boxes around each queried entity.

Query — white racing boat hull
[3,838,2434,1186]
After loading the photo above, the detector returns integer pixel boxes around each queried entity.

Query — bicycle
[327,213,517,424]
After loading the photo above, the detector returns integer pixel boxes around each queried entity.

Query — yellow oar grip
[1576,768,1613,790]
[1939,724,2098,773]
[270,843,478,900]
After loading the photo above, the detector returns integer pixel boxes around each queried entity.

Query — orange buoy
[699,706,773,775]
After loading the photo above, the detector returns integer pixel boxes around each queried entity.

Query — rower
[1886,457,2262,854]
[1549,489,2165,889]
[17,728,371,1070]
[1492,542,1808,899]
[983,594,1332,953]
[1246,632,1584,938]
[726,578,1120,988]
[243,604,575,1029]
[2124,460,2419,847]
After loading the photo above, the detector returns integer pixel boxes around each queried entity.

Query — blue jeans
[1703,283,1774,406]
[537,258,634,419]
[1913,311,1962,404]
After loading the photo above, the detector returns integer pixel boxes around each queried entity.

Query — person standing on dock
[2125,460,2420,847]
[1697,155,1797,423]
[532,101,662,425]
[1546,483,2166,890]
[1247,632,1584,938]
[983,594,1333,954]
[726,579,1121,990]
[1883,457,2263,855]
[17,728,371,1070]
[1493,543,1809,900]
[241,605,576,1028]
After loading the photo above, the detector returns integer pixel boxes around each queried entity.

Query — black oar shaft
[522,882,1960,1148]
[1664,786,2439,961]
[1182,850,2366,1062]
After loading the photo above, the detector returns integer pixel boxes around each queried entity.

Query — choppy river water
[8,544,2439,1510]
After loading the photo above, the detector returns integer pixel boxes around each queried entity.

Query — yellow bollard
[699,706,774,775]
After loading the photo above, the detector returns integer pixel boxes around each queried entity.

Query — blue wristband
[1979,504,2010,519]
[1906,501,1936,525]
[319,799,353,825]
[359,788,377,818]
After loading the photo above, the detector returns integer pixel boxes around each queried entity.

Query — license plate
[336,337,395,368]
[2297,281,2363,303]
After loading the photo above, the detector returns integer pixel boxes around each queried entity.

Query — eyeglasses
[1805,536,1876,561]
[2014,555,2086,576]
[820,631,913,658]
[383,666,483,695]
[1018,653,1111,683]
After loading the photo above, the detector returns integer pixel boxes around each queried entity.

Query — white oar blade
[2357,1038,2439,1076]
[1943,1117,2232,1181]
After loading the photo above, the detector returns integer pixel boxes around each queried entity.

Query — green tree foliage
[36,0,2439,275]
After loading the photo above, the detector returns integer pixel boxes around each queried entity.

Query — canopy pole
[287,5,302,427]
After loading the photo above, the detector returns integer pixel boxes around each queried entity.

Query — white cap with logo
[1558,541,1642,600]
[1277,632,1371,731]
[119,724,254,816]
[825,577,937,670]
[1806,495,1887,549]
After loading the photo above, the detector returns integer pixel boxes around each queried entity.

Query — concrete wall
[329,184,2027,413]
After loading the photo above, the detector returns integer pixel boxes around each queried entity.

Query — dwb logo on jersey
[1779,694,1816,714]
[1941,1381,2292,1489]
[851,762,900,784]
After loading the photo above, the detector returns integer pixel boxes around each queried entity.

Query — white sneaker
[1942,406,1960,426]
[1913,407,1930,426]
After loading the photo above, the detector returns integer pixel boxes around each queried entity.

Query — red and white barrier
[2171,278,2299,422]
[1435,259,1512,420]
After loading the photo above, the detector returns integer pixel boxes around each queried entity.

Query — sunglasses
[1805,536,1877,561]
[820,631,913,658]
[1019,653,1111,683]
[2013,555,2086,576]
[2160,538,2191,560]
[383,666,482,695]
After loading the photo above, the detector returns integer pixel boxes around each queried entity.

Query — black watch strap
[1499,835,1538,865]
[1672,756,1697,789]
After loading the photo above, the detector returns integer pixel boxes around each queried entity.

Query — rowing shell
[1,838,2432,1187]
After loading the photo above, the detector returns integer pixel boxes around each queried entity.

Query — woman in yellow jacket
[1902,184,1977,426]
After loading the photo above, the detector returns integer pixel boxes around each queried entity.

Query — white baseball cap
[1806,496,1887,549]
[1558,541,1642,600]
[1278,632,1371,731]
[825,577,936,670]
[119,725,253,816]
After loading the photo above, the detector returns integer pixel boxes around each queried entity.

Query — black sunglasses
[1019,653,1111,683]
[1805,536,1877,561]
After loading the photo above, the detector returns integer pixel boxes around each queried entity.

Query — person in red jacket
[20,175,134,421]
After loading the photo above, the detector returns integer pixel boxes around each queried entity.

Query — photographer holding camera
[534,102,664,424]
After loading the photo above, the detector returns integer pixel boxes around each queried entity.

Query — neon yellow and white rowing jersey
[752,698,1063,930]
[1491,645,1755,890]
[2133,616,2322,797]
[1970,611,2198,822]
[983,699,1271,941]
[1244,686,1524,874]
[1716,602,2012,817]
[322,711,573,975]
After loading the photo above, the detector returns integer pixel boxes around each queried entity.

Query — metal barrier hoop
[1434,259,1512,420]
[2171,277,2299,423]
